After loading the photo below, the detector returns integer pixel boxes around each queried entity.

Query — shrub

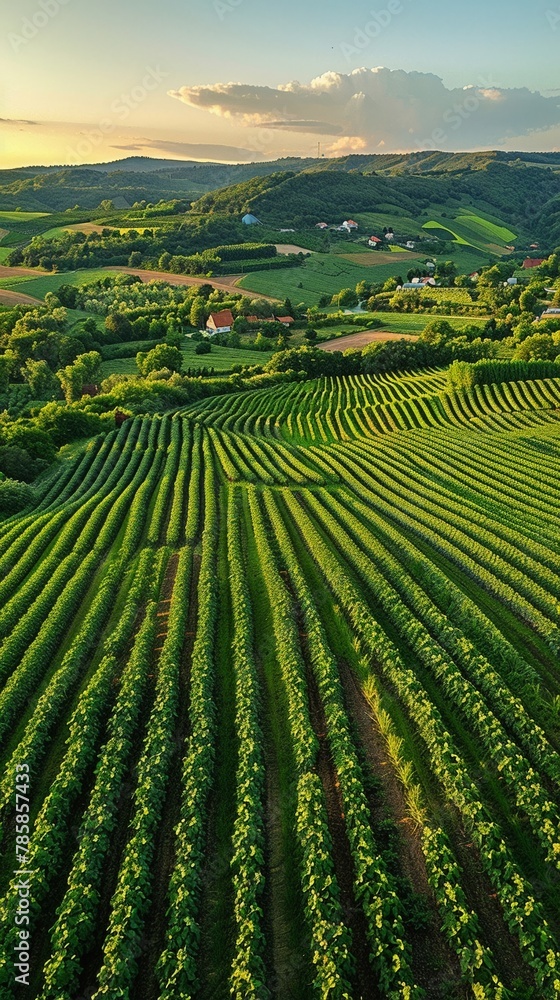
[0,478,35,515]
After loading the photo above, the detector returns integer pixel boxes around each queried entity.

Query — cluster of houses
[315,220,359,233]
[205,309,294,335]
[400,276,437,290]
[315,219,424,251]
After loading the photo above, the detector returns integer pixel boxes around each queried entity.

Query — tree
[283,297,295,317]
[105,312,134,342]
[382,277,399,292]
[519,289,538,313]
[305,328,318,341]
[420,319,455,346]
[35,402,107,446]
[44,291,61,311]
[513,333,559,361]
[149,319,167,339]
[22,360,59,399]
[233,316,249,334]
[355,280,371,300]
[337,288,359,308]
[189,298,207,329]
[165,328,184,350]
[254,333,269,351]
[137,344,183,375]
[0,352,16,392]
[0,478,35,515]
[195,341,212,355]
[0,445,38,482]
[56,351,101,403]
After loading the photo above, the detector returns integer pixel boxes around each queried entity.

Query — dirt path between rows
[337,659,466,998]
[274,244,314,255]
[320,330,419,351]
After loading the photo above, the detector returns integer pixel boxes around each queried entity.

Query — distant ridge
[2,151,560,244]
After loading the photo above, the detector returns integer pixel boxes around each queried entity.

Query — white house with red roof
[522,258,545,269]
[368,236,382,246]
[341,220,359,231]
[206,309,234,334]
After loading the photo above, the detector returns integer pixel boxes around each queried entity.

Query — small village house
[206,309,235,334]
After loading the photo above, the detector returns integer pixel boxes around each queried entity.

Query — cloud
[328,136,368,154]
[169,67,560,150]
[259,120,343,134]
[0,118,39,126]
[110,138,267,161]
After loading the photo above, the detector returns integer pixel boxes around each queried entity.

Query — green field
[100,339,273,379]
[421,210,517,256]
[1,367,560,997]
[0,210,50,222]
[422,220,473,246]
[320,312,489,340]
[237,245,490,305]
[455,212,517,244]
[0,268,125,299]
[237,254,425,306]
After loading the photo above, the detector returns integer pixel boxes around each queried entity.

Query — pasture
[100,340,273,379]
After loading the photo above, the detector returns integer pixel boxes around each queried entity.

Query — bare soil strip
[0,264,48,279]
[105,266,280,300]
[320,330,419,352]
[338,660,466,998]
[0,289,43,305]
[274,243,314,255]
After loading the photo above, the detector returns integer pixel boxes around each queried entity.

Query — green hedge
[448,358,560,390]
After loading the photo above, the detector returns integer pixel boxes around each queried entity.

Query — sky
[1,0,560,168]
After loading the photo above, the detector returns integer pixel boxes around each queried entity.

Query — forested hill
[192,158,560,244]
[0,159,320,213]
[3,149,560,216]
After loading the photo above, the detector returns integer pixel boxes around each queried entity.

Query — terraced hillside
[0,369,560,999]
